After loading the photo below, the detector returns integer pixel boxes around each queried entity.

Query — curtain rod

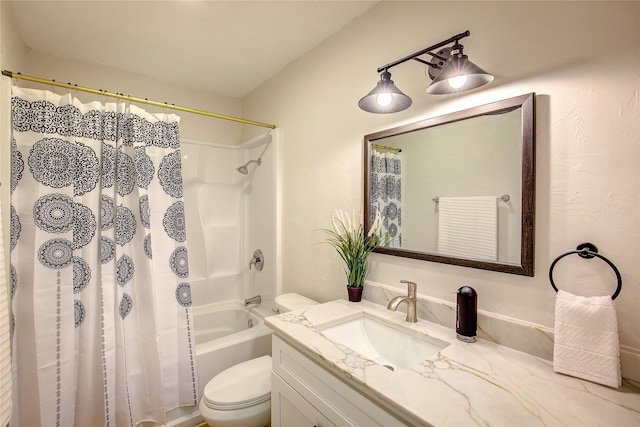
[372,144,402,153]
[1,70,276,129]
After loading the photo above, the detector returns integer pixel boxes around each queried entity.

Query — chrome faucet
[387,280,417,323]
[243,295,262,306]
[249,249,264,271]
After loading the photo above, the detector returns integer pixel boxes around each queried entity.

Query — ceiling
[8,0,378,98]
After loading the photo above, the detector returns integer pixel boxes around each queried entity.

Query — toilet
[198,293,318,427]
[274,292,319,314]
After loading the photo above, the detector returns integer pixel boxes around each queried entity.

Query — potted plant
[322,209,386,302]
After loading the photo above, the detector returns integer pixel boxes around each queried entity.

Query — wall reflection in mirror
[364,93,535,276]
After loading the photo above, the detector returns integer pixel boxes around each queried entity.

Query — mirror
[364,93,535,276]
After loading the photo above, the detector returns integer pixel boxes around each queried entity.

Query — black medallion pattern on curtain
[34,194,75,233]
[73,256,91,294]
[101,195,115,230]
[135,147,155,189]
[116,255,135,287]
[116,150,136,196]
[10,205,20,251]
[159,150,183,198]
[11,96,180,143]
[100,236,116,264]
[11,92,197,424]
[38,238,74,269]
[144,234,153,259]
[175,283,192,307]
[139,195,151,229]
[28,138,99,196]
[13,94,192,321]
[370,150,402,247]
[170,246,189,278]
[164,201,186,242]
[11,137,24,191]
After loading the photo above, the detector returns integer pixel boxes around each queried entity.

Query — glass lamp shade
[358,71,412,114]
[426,55,494,95]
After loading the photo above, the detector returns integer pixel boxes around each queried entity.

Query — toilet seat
[202,355,271,411]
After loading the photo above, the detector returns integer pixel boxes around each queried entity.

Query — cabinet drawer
[272,336,407,427]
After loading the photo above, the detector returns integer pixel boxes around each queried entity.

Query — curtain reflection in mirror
[370,146,402,248]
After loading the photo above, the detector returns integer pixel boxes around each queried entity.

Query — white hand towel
[553,290,621,388]
[437,196,497,261]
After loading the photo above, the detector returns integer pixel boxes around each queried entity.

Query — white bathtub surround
[266,299,640,426]
[363,280,640,384]
[181,130,280,314]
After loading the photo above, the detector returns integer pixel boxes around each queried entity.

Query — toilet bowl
[199,293,317,427]
[199,355,272,427]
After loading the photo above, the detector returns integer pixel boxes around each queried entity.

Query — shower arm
[243,159,261,167]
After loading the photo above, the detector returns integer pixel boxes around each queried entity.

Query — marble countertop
[265,299,640,426]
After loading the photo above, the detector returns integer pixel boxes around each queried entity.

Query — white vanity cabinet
[271,336,409,427]
[271,373,336,427]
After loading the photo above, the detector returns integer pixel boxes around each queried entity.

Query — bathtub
[165,300,272,427]
[194,301,264,345]
[193,300,272,394]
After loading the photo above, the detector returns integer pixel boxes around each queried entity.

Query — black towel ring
[549,242,622,300]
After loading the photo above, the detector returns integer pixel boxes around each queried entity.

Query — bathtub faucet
[249,249,264,271]
[243,295,262,306]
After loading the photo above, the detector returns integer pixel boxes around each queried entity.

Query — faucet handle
[400,280,417,297]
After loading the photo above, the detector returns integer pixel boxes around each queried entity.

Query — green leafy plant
[322,209,386,288]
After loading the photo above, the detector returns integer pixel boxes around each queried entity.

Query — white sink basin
[318,314,449,371]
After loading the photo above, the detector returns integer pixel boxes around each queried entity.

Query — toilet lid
[203,355,272,411]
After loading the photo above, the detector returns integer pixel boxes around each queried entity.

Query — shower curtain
[9,87,197,426]
[370,148,402,247]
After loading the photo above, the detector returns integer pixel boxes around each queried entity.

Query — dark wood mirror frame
[364,93,535,276]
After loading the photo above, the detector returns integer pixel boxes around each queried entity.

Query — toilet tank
[275,293,318,312]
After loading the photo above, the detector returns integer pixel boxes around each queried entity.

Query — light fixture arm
[411,57,438,68]
[375,30,470,73]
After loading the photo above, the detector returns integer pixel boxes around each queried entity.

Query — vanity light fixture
[358,30,493,114]
[357,70,413,114]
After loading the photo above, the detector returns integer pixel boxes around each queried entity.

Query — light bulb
[376,92,393,107]
[448,75,468,89]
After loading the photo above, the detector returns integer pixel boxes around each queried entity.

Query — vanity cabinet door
[272,336,407,427]
[272,372,336,427]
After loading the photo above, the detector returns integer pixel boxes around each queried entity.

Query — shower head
[236,158,261,175]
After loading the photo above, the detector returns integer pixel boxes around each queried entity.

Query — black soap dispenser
[456,286,477,342]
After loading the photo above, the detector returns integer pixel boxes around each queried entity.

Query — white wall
[19,51,243,144]
[242,1,640,354]
[0,0,29,292]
